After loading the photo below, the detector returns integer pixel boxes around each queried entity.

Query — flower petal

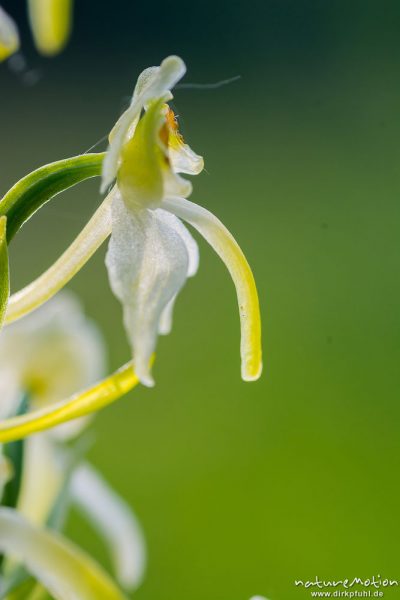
[101,55,186,193]
[27,0,73,56]
[164,196,262,381]
[0,7,19,62]
[165,109,204,176]
[71,463,146,590]
[0,508,127,599]
[158,214,199,335]
[5,192,112,326]
[169,141,204,176]
[158,295,176,336]
[16,435,63,526]
[0,362,139,443]
[105,195,189,386]
[117,98,167,209]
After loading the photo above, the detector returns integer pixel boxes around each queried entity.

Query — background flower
[0,293,146,597]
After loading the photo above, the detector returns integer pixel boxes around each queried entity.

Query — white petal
[163,168,193,199]
[164,196,262,381]
[166,214,199,277]
[169,141,204,176]
[105,194,189,386]
[157,213,199,334]
[158,295,176,335]
[71,463,146,590]
[16,435,64,526]
[101,56,186,193]
[0,7,19,62]
[0,508,127,600]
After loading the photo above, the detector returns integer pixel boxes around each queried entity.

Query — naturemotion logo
[294,575,398,597]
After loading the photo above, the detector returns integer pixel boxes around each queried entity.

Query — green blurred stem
[2,395,29,510]
[0,217,10,326]
[0,153,105,243]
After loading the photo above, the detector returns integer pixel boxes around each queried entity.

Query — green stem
[0,217,9,325]
[0,153,105,243]
[2,395,29,510]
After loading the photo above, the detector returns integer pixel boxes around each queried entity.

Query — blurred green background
[2,1,400,598]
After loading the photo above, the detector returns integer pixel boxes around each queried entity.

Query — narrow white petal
[0,508,127,600]
[105,195,189,386]
[157,213,199,334]
[158,295,176,335]
[16,435,63,526]
[164,196,262,381]
[166,214,199,277]
[6,193,113,325]
[71,463,146,590]
[101,56,186,193]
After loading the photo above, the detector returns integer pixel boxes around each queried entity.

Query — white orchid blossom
[0,293,146,598]
[103,55,261,385]
[0,6,19,62]
[5,55,262,392]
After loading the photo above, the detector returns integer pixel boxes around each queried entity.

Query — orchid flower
[0,0,72,61]
[6,56,262,383]
[0,293,146,598]
[0,55,261,440]
[102,55,262,385]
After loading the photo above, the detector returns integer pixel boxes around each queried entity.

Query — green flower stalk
[0,293,146,598]
[0,56,262,441]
